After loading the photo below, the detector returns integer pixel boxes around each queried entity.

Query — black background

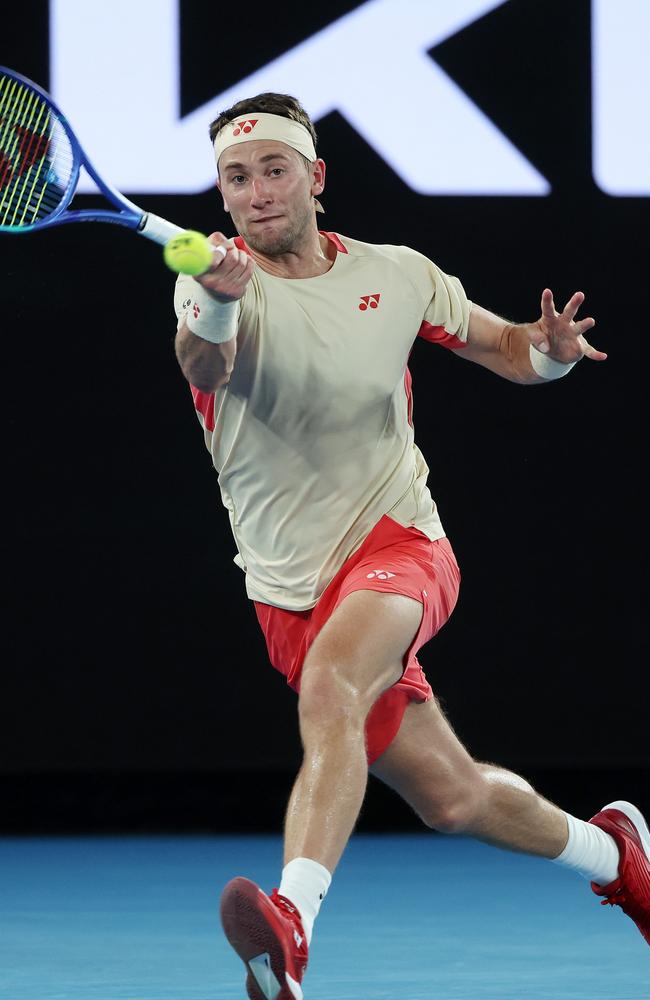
[1,1,647,830]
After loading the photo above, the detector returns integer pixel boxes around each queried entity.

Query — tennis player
[173,94,649,999]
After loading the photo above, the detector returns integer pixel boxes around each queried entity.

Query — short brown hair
[209,93,317,150]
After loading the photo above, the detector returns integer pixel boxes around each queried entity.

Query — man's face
[217,139,324,255]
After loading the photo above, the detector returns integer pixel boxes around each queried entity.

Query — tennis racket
[0,65,187,249]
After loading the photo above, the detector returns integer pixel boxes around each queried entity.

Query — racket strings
[0,72,74,229]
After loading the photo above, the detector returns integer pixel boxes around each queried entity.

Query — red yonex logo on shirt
[193,303,200,319]
[366,568,396,579]
[232,119,259,136]
[359,294,380,311]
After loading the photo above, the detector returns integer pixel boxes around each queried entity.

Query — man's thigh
[300,589,424,710]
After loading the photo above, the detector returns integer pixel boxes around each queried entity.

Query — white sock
[552,811,620,886]
[278,857,332,946]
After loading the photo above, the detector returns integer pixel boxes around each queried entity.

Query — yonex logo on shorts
[232,119,259,136]
[359,294,381,311]
[366,568,396,580]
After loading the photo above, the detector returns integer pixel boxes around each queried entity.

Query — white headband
[214,112,324,212]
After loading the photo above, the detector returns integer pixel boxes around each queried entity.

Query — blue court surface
[0,833,647,1000]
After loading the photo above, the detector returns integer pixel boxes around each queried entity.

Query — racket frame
[0,66,183,244]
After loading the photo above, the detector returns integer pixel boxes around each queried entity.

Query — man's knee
[415,772,488,834]
[298,658,368,732]
[299,637,402,733]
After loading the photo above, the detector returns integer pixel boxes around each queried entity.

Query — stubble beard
[242,205,313,257]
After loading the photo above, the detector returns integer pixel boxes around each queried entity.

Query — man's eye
[231,175,246,184]
[270,168,284,176]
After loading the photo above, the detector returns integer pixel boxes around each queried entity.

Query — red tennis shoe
[589,800,650,944]
[220,876,308,999]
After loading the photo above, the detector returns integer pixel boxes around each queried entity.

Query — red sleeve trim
[418,319,467,350]
[190,385,216,432]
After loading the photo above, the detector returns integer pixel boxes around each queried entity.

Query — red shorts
[254,514,460,764]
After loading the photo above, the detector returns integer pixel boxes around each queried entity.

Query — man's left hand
[529,289,606,363]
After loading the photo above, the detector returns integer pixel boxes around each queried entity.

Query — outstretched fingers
[540,287,558,321]
[564,291,606,360]
[564,289,583,317]
[539,288,606,361]
[578,334,607,361]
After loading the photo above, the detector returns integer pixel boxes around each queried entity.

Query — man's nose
[250,178,272,204]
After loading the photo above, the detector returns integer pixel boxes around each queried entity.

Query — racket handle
[138,212,186,245]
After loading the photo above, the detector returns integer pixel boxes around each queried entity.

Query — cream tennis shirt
[174,233,471,610]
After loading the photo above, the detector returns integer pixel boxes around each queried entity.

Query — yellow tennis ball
[163,230,214,276]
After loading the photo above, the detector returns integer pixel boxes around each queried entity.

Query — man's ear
[311,158,326,199]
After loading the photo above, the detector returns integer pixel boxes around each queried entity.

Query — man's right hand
[194,232,255,302]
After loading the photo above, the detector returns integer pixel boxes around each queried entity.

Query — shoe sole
[602,801,650,859]
[220,877,303,1000]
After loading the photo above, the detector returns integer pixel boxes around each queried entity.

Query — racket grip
[138,212,186,245]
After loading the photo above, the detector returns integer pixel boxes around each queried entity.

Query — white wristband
[529,344,578,380]
[185,282,238,344]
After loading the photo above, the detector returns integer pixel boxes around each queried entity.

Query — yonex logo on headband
[232,120,259,136]
[214,113,317,166]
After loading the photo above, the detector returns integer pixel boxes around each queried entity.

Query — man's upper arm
[395,250,531,381]
[406,249,471,350]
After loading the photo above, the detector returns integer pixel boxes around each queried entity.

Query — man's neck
[249,232,336,279]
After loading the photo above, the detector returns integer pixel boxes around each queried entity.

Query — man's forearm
[175,321,237,392]
[174,280,241,392]
[465,304,578,384]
